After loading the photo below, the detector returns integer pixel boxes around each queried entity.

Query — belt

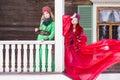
[39,30,50,35]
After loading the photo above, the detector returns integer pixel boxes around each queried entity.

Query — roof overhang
[90,0,120,4]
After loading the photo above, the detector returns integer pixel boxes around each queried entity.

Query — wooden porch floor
[0,73,120,80]
[0,73,71,80]
[97,73,120,80]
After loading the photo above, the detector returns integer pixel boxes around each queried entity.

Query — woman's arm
[63,15,71,36]
[79,33,87,45]
[48,22,55,40]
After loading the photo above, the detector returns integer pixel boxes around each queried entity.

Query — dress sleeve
[39,20,43,30]
[76,26,87,45]
[48,22,55,40]
[79,33,87,45]
[62,15,71,36]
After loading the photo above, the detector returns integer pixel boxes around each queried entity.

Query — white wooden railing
[0,41,55,73]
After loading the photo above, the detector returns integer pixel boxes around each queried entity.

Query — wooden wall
[0,0,91,40]
[65,0,92,15]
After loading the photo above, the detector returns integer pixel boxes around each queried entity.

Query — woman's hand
[41,39,44,42]
[71,13,77,19]
[77,39,81,42]
[35,28,39,32]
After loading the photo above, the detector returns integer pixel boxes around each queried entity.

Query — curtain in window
[113,10,120,22]
[99,10,120,22]
[117,26,120,40]
[99,25,109,40]
[99,10,112,22]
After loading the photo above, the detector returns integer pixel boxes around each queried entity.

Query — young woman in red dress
[63,13,120,80]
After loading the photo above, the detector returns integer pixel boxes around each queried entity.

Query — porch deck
[0,73,71,80]
[0,73,119,80]
[0,41,120,80]
[97,73,120,80]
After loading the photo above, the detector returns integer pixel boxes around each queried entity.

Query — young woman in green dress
[35,6,55,72]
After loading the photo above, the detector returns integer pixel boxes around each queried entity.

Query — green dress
[37,20,55,40]
[34,20,55,72]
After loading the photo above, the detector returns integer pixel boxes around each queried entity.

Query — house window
[97,7,120,72]
[97,7,120,41]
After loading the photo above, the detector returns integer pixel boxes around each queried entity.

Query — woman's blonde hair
[41,6,54,21]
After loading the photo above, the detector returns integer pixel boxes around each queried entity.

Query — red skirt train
[65,39,120,80]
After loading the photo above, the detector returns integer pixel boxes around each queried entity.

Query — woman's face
[43,12,50,19]
[71,17,78,25]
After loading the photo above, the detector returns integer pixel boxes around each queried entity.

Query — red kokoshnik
[42,6,52,13]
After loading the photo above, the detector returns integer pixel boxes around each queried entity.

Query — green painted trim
[77,5,93,44]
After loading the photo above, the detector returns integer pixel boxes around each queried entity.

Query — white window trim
[90,0,120,42]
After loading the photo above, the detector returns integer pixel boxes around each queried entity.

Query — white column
[92,5,97,42]
[55,0,65,72]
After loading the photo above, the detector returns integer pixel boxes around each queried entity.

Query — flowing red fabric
[63,15,120,80]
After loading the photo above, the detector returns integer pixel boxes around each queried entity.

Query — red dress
[63,15,120,80]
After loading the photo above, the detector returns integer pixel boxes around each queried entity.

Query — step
[96,73,120,80]
[0,73,119,80]
[0,74,72,80]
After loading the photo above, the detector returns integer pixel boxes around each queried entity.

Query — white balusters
[17,44,21,72]
[41,44,46,72]
[34,44,54,72]
[11,44,15,72]
[48,44,52,72]
[0,45,3,72]
[35,44,40,72]
[0,41,55,73]
[23,44,27,72]
[29,44,34,72]
[5,44,9,72]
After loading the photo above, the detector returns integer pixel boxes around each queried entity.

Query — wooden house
[0,0,120,80]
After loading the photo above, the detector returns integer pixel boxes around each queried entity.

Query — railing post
[55,0,65,72]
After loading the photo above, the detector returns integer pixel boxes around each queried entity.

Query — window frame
[97,7,120,72]
[97,7,120,41]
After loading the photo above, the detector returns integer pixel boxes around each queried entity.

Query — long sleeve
[76,32,87,46]
[63,15,71,36]
[73,25,87,46]
[39,20,43,30]
[48,22,55,40]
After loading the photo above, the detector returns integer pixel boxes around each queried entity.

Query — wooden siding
[0,0,54,40]
[0,0,91,40]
